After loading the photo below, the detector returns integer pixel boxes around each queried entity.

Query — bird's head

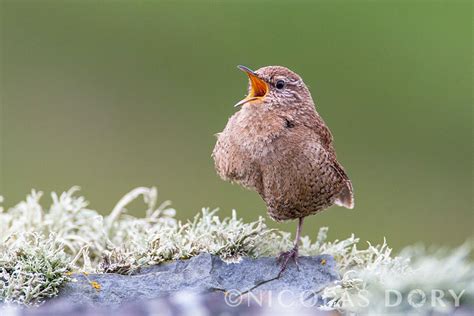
[235,65,313,108]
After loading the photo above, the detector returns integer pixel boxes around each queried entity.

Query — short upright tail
[335,180,354,209]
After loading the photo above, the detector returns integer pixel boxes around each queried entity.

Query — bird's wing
[302,111,354,209]
[298,109,336,155]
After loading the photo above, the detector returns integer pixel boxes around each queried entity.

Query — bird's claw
[277,247,299,277]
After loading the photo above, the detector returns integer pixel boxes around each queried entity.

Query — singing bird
[212,65,354,275]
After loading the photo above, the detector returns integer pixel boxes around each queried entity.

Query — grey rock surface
[2,254,339,316]
[5,255,472,316]
[11,292,336,316]
[57,253,338,308]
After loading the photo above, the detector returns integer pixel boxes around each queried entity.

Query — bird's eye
[275,80,285,90]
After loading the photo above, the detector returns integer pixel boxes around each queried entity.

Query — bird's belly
[259,141,338,221]
[214,116,285,192]
[213,131,266,194]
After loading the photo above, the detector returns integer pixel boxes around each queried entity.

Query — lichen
[0,234,70,305]
[319,237,474,313]
[0,186,288,304]
[0,187,472,313]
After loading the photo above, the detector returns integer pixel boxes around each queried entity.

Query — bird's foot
[277,246,300,277]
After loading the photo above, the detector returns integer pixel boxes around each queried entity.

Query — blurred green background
[0,0,472,251]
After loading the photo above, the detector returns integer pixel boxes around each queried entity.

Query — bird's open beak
[234,65,269,107]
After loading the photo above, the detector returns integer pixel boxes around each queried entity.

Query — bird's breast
[233,107,287,152]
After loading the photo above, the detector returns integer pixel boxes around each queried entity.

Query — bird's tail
[335,180,354,209]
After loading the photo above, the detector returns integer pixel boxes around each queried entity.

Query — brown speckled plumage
[212,65,354,273]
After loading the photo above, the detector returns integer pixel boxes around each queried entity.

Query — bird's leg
[277,217,304,277]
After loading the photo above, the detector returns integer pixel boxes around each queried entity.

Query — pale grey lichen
[319,237,474,313]
[0,234,70,305]
[0,187,472,313]
[0,186,287,304]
